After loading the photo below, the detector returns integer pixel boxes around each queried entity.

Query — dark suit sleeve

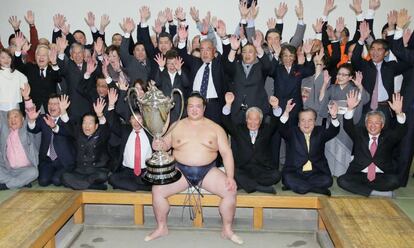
[106,109,122,137]
[351,42,365,71]
[137,24,155,59]
[321,121,340,142]
[221,111,236,135]
[276,23,283,35]
[115,90,131,121]
[392,38,414,63]
[343,115,357,141]
[120,36,135,67]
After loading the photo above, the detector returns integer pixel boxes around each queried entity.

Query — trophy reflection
[127,83,184,184]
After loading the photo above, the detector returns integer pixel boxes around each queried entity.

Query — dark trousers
[271,131,282,170]
[38,159,71,186]
[108,167,152,191]
[337,172,400,197]
[397,108,414,187]
[204,100,221,125]
[61,166,109,190]
[282,171,333,194]
[235,164,281,193]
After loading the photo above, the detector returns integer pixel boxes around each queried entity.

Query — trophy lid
[140,84,171,106]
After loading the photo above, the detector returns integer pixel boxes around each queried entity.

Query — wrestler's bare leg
[201,167,242,244]
[145,175,189,241]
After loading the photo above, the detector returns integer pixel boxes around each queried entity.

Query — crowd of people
[1,0,414,243]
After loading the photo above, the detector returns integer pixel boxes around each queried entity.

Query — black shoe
[0,183,9,190]
[255,185,277,194]
[88,183,108,190]
[281,185,290,191]
[310,187,331,196]
[24,183,32,188]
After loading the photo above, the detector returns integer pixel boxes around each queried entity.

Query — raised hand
[284,99,296,114]
[323,0,336,16]
[314,48,325,66]
[49,46,58,65]
[14,32,26,51]
[154,53,166,67]
[56,37,68,54]
[152,19,163,35]
[157,10,167,26]
[359,21,371,42]
[397,8,411,29]
[102,55,110,78]
[388,93,403,114]
[139,6,151,23]
[43,114,57,129]
[26,105,40,122]
[270,43,281,57]
[175,7,186,22]
[312,18,324,33]
[85,57,97,75]
[100,14,110,33]
[224,92,235,105]
[275,2,288,19]
[177,25,188,42]
[8,16,21,31]
[84,11,95,28]
[328,101,338,118]
[349,0,362,15]
[352,71,363,89]
[60,22,70,36]
[93,98,107,117]
[189,7,199,22]
[267,18,276,29]
[53,13,66,29]
[335,17,345,34]
[24,10,35,26]
[295,0,304,20]
[211,16,218,29]
[121,17,135,34]
[174,56,184,71]
[239,1,249,19]
[20,83,31,100]
[346,90,361,110]
[59,94,71,115]
[323,69,331,85]
[165,8,173,22]
[248,1,259,20]
[216,20,227,38]
[22,41,31,54]
[269,96,279,109]
[387,10,398,31]
[229,35,241,51]
[108,88,118,106]
[369,0,381,11]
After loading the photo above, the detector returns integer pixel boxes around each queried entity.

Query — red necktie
[367,137,377,182]
[134,131,141,176]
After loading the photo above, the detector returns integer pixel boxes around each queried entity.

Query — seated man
[61,98,110,190]
[107,89,152,191]
[147,92,242,245]
[337,91,406,197]
[26,93,75,186]
[0,107,38,190]
[222,92,282,194]
[280,100,340,196]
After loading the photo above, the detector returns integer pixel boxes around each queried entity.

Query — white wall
[1,0,413,45]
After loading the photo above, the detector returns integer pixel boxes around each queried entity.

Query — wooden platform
[0,190,82,248]
[2,190,414,247]
[319,197,414,248]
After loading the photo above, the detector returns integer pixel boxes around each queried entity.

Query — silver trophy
[127,83,184,185]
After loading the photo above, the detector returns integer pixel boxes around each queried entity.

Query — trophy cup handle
[126,87,154,137]
[163,88,185,136]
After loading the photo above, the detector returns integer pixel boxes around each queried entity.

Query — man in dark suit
[222,92,281,194]
[338,91,406,197]
[351,21,410,125]
[61,98,110,190]
[280,100,340,196]
[154,50,190,122]
[13,37,61,112]
[107,106,153,192]
[176,26,229,125]
[26,94,75,186]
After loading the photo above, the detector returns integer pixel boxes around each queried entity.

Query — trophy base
[143,159,182,185]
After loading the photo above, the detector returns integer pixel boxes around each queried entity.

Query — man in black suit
[280,100,340,196]
[338,91,406,197]
[13,36,61,112]
[176,26,229,125]
[154,50,190,122]
[107,104,153,192]
[351,21,410,125]
[26,94,75,186]
[61,98,110,190]
[222,92,281,194]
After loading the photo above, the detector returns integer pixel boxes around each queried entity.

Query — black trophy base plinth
[143,160,182,185]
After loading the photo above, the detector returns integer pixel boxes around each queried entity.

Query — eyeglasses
[337,73,350,77]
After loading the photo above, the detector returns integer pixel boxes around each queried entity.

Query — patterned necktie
[250,131,257,144]
[40,68,45,79]
[200,63,210,98]
[370,64,381,110]
[134,131,142,176]
[302,134,313,172]
[49,133,58,161]
[367,137,377,182]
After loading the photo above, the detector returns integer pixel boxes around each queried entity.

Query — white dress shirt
[122,129,152,170]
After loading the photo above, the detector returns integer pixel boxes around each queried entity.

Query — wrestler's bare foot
[221,230,244,245]
[144,227,169,241]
